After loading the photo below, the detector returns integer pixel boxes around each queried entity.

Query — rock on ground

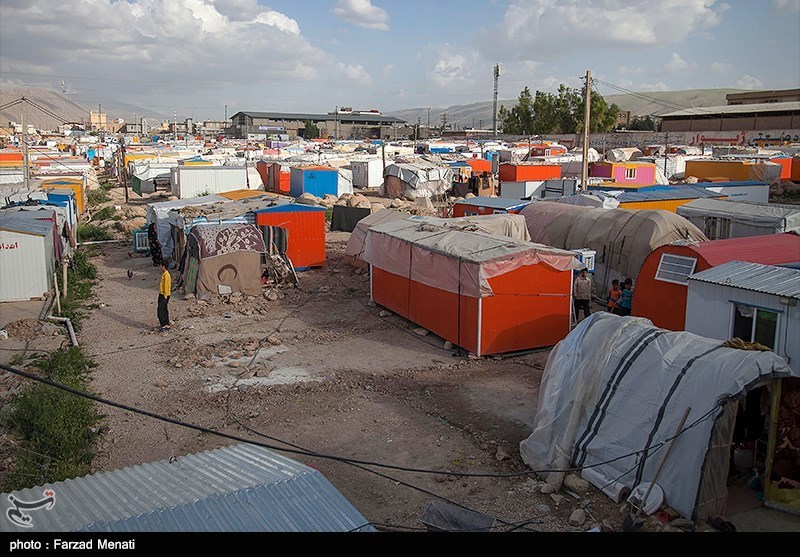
[297,193,320,206]
[564,474,590,494]
[569,508,586,527]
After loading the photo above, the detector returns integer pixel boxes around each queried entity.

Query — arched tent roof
[519,312,797,520]
[519,201,707,294]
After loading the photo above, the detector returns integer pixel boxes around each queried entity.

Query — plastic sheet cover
[520,201,707,296]
[363,219,577,298]
[145,195,227,260]
[519,313,797,519]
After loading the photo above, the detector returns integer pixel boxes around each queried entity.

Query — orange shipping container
[793,157,800,183]
[499,163,561,182]
[253,204,326,270]
[466,158,492,174]
[770,157,792,181]
[363,219,576,356]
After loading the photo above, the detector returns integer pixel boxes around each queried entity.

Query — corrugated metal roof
[688,233,800,266]
[699,180,769,187]
[0,211,54,236]
[0,444,372,532]
[662,101,800,118]
[616,185,722,203]
[677,198,800,219]
[455,196,530,210]
[688,261,800,299]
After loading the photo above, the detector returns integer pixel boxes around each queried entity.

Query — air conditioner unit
[572,248,596,273]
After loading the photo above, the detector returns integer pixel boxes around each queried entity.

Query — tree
[500,84,621,135]
[301,120,319,139]
[628,115,658,131]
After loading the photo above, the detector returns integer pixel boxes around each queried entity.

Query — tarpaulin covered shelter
[677,198,800,239]
[382,163,452,200]
[519,201,707,295]
[344,209,409,267]
[364,219,577,356]
[146,195,227,261]
[519,312,798,520]
[634,234,800,331]
[184,223,266,296]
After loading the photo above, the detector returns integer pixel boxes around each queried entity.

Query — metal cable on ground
[0,359,722,480]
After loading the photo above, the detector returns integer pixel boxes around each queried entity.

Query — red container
[770,157,792,181]
[255,161,292,195]
[633,233,800,331]
[254,205,326,270]
[499,163,561,182]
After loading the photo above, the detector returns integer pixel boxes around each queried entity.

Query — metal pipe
[47,316,79,347]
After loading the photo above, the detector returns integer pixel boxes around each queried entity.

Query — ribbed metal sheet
[662,101,799,117]
[688,261,800,299]
[0,444,372,532]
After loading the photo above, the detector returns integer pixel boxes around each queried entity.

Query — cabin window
[493,209,507,214]
[655,254,697,285]
[732,304,779,349]
[625,167,637,179]
[704,217,731,240]
[463,210,478,216]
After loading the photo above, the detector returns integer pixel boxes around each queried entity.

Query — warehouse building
[230,111,407,140]
[660,102,800,132]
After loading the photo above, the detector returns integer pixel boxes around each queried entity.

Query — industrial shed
[633,233,800,331]
[676,198,800,239]
[0,212,55,302]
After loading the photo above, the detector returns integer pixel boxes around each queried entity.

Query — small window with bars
[625,167,637,179]
[655,254,697,285]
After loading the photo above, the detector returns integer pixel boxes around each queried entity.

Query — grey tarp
[519,312,798,520]
[677,198,800,238]
[519,201,707,296]
[363,219,577,298]
[381,163,452,200]
[344,210,532,267]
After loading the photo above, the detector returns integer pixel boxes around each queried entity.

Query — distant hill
[0,87,168,131]
[387,89,749,129]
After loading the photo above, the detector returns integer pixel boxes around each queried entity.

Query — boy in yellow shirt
[157,261,172,331]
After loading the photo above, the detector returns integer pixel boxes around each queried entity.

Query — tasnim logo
[5,490,56,528]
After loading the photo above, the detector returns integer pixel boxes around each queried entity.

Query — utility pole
[21,100,30,189]
[335,106,339,140]
[492,63,500,137]
[427,107,431,138]
[664,131,669,176]
[174,111,177,142]
[580,69,591,192]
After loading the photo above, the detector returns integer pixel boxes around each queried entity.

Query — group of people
[572,268,635,322]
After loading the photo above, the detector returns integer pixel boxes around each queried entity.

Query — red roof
[688,233,800,266]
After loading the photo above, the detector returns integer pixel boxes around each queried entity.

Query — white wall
[0,230,53,302]
[172,167,249,199]
[701,184,769,203]
[499,181,545,200]
[686,280,800,373]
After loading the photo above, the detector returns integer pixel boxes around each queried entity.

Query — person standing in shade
[617,278,634,316]
[573,268,592,321]
[157,261,172,331]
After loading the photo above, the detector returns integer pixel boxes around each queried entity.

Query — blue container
[290,167,339,198]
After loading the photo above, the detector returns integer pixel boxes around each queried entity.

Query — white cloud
[638,81,671,92]
[772,0,800,13]
[0,0,325,94]
[427,47,481,88]
[662,52,696,74]
[736,75,764,89]
[381,64,395,78]
[332,0,390,31]
[709,62,733,75]
[484,0,727,59]
[330,63,373,87]
[618,66,644,76]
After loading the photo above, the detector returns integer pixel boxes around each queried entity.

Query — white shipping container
[499,180,545,200]
[350,159,384,188]
[0,217,55,302]
[171,166,249,199]
[700,183,769,203]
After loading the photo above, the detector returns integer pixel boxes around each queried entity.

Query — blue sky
[1,0,799,119]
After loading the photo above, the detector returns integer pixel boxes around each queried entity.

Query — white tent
[519,312,798,520]
[381,163,452,200]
